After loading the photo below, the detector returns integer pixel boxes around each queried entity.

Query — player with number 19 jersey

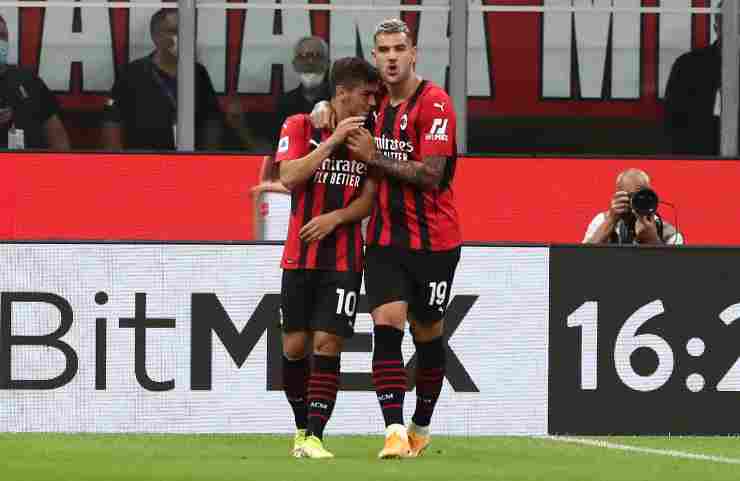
[366,80,461,251]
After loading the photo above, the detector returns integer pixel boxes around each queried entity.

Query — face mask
[0,40,9,65]
[168,35,178,57]
[299,72,325,90]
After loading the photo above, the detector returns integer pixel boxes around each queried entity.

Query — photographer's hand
[635,214,661,244]
[607,191,630,222]
[584,191,630,244]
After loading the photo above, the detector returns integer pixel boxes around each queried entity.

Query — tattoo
[370,153,446,190]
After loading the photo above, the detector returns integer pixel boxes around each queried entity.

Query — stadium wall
[2,152,740,245]
[0,243,549,435]
[0,2,719,151]
[6,2,715,117]
[3,242,740,435]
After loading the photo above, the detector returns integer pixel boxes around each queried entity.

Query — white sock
[409,421,430,437]
[385,423,408,440]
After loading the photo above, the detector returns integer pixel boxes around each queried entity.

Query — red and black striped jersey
[366,80,461,251]
[275,114,367,272]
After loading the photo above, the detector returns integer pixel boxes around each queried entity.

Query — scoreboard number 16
[567,300,740,392]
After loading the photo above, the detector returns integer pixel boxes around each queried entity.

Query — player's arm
[334,175,377,225]
[309,100,336,130]
[346,127,445,191]
[300,177,377,243]
[279,139,335,191]
[347,129,447,190]
[347,93,454,191]
[279,116,366,190]
[371,151,445,191]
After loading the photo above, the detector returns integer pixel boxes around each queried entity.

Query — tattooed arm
[368,151,445,190]
[347,127,445,191]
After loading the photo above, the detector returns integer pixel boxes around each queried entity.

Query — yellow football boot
[300,435,335,459]
[291,429,307,458]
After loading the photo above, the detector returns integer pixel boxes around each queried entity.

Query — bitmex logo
[0,292,479,393]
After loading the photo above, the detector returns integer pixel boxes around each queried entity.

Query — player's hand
[606,190,630,223]
[250,181,290,196]
[346,128,376,163]
[635,214,660,244]
[328,116,366,147]
[300,211,342,243]
[310,101,336,130]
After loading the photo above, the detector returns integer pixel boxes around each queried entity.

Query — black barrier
[549,246,740,435]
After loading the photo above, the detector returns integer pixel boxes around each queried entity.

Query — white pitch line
[538,435,740,465]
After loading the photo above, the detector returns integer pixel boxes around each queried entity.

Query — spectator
[102,8,222,150]
[583,168,683,245]
[0,15,70,150]
[275,36,331,138]
[663,2,725,155]
[221,95,269,152]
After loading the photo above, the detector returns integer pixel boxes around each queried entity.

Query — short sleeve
[418,88,456,158]
[583,213,607,243]
[275,115,310,163]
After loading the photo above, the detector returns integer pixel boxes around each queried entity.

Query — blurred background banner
[0,152,737,245]
[0,0,722,153]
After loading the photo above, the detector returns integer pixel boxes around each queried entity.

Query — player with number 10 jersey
[275,57,379,459]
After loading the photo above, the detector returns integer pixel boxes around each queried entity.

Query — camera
[629,187,659,217]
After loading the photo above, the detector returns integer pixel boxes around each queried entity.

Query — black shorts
[364,245,461,324]
[280,269,362,338]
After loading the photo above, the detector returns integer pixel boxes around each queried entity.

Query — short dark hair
[329,57,380,97]
[150,8,177,39]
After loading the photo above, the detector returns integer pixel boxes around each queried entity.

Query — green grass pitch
[1,434,738,481]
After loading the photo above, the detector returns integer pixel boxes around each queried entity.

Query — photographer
[583,168,684,245]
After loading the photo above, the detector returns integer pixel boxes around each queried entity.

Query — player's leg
[406,315,441,457]
[407,247,461,457]
[283,331,310,457]
[301,270,359,459]
[300,331,342,459]
[280,269,312,457]
[365,246,413,459]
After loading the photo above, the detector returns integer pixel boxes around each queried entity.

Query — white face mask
[299,72,325,90]
[168,35,178,57]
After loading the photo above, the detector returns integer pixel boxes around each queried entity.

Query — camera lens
[630,187,659,217]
